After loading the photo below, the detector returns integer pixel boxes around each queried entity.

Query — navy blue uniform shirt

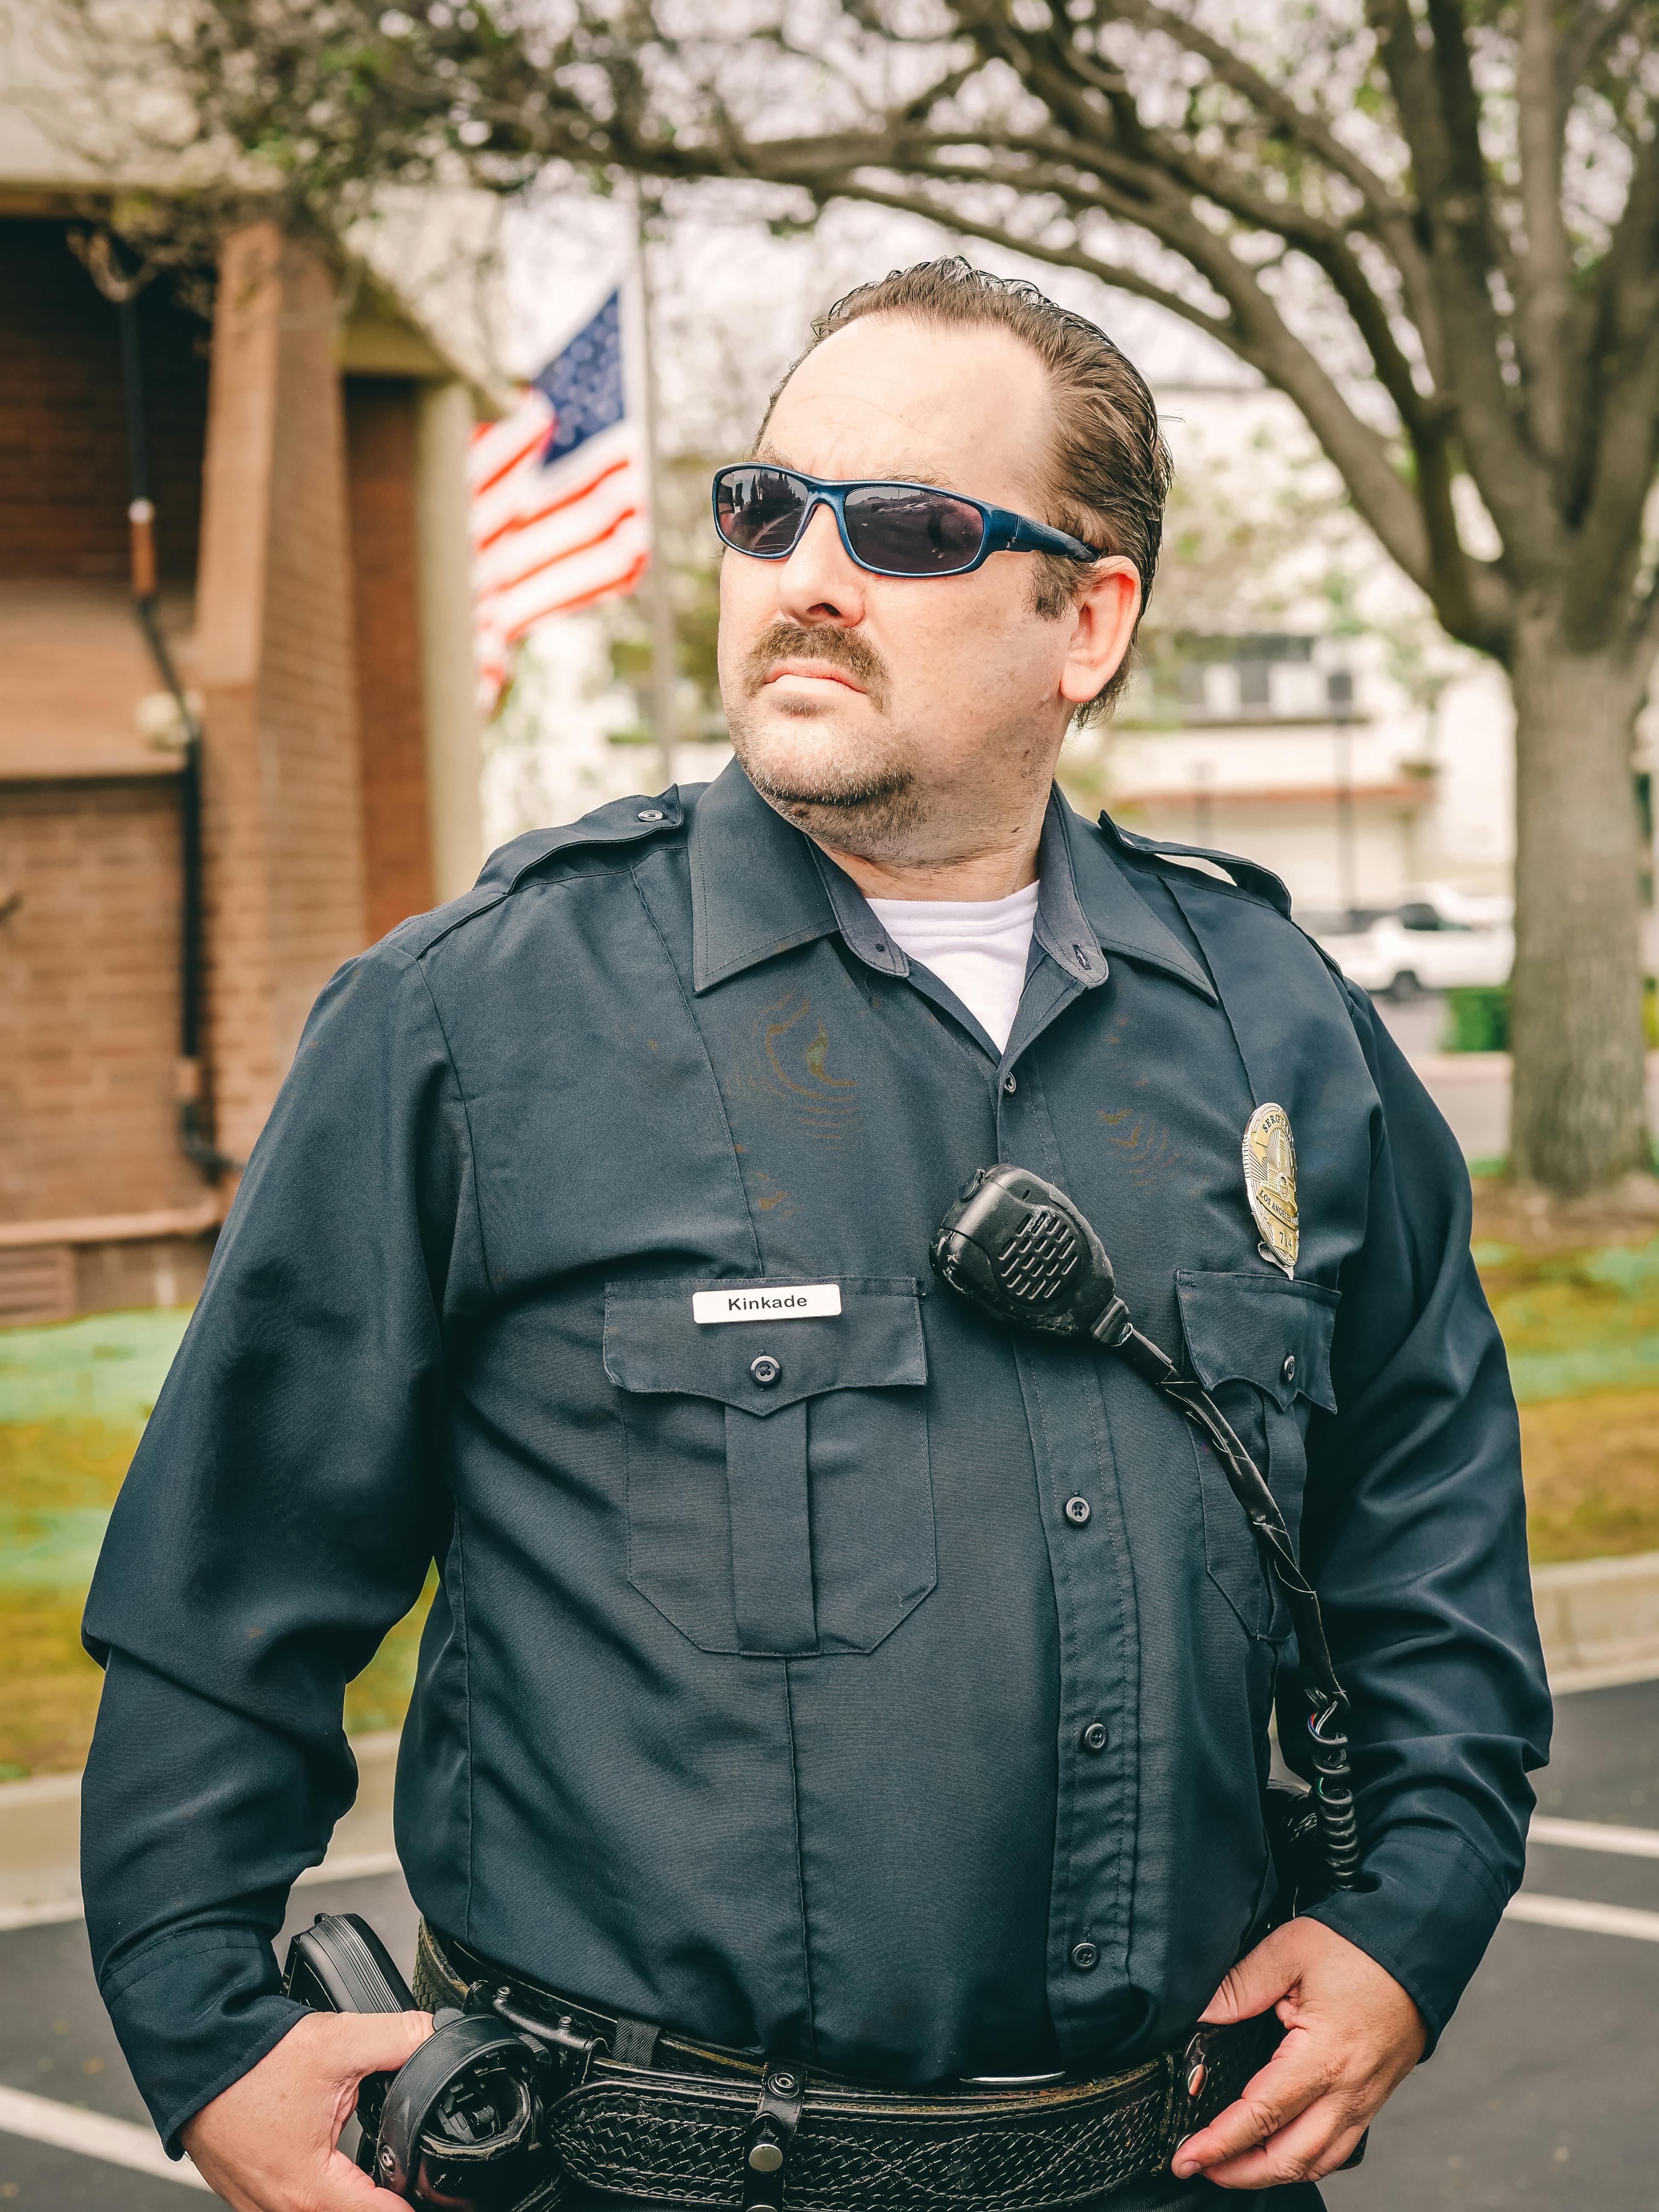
[81,763,1551,2152]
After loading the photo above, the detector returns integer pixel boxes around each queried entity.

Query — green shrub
[1444,985,1510,1054]
[1444,979,1657,1052]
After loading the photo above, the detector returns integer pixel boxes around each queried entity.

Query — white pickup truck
[1307,891,1513,1001]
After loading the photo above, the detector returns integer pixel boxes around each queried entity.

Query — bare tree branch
[1562,0,1648,96]
[1105,0,1449,375]
[1367,0,1559,556]
[1515,0,1578,469]
[1564,128,1659,636]
[1106,0,1397,222]
[56,0,1659,674]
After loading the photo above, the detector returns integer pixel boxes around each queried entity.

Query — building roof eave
[0,175,510,418]
[1110,781,1436,812]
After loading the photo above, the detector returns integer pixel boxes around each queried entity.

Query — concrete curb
[0,1730,401,1930]
[1531,1551,1659,1692]
[5,1555,1658,1921]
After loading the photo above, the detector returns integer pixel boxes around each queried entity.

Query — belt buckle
[464,1980,604,2096]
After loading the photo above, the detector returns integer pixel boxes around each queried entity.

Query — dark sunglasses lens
[715,468,808,556]
[843,486,985,574]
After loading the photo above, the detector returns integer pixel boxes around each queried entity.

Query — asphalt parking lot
[0,1677,1653,2210]
[1377,993,1659,1162]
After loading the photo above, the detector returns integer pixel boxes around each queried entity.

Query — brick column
[192,224,368,1164]
[346,376,436,941]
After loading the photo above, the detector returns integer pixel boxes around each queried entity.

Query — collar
[687,760,841,992]
[686,758,1213,1002]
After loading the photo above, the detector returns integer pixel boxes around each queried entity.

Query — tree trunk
[1508,615,1649,1196]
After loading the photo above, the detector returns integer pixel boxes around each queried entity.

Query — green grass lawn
[1474,1235,1659,1563]
[1476,1234,1659,1402]
[5,1242,1659,1776]
[0,1308,432,1779]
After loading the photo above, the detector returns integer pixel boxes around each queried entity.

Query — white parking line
[1505,1893,1659,1942]
[0,2084,210,2188]
[1529,1816,1659,1857]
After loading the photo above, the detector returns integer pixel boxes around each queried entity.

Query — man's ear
[1059,558,1141,706]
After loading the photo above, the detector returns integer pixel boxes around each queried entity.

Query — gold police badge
[1243,1103,1298,1277]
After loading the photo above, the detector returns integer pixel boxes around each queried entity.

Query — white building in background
[480,618,733,850]
[1080,379,1519,917]
[1085,629,1516,913]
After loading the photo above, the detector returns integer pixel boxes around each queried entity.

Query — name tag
[692,1284,842,1325]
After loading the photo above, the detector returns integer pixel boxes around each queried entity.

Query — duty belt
[413,1921,1282,2212]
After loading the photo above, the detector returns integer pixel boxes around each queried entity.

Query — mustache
[741,622,891,709]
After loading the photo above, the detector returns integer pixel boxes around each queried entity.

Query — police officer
[81,259,1550,2212]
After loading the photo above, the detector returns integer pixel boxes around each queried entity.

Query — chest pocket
[603,1278,934,1657]
[1176,1271,1339,1641]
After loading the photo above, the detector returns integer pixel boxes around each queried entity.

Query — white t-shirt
[866,882,1040,1054]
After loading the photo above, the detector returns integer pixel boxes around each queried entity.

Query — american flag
[470,290,651,714]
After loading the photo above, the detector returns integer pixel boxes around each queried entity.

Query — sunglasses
[710,465,1103,579]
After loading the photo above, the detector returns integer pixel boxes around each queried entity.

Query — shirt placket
[994,1037,1141,2055]
[810,808,1138,2052]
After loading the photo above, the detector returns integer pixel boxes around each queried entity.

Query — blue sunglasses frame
[710,465,1103,578]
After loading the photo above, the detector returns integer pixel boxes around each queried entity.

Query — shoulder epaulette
[1097,812,1295,920]
[483,785,697,894]
[387,786,700,959]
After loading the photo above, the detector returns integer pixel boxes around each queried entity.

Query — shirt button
[1080,1721,1109,1754]
[749,1354,781,1388]
[1069,1941,1100,1972]
[1003,1074,1018,1094]
[637,808,666,822]
[1064,1495,1091,1526]
[1281,1353,1297,1386]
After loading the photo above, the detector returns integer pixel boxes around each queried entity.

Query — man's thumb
[323,2008,434,2081]
[1198,1927,1297,2025]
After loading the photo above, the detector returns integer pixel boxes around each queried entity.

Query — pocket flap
[603,1277,927,1415]
[1175,1271,1338,1412]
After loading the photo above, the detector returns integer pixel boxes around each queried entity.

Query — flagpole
[635,189,677,795]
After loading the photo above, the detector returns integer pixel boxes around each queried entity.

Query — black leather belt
[414,1922,1282,2212]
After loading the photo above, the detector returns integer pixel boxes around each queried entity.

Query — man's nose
[773,501,867,629]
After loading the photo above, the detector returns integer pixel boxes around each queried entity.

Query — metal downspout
[110,254,239,1182]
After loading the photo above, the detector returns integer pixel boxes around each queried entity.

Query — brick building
[0,181,487,1322]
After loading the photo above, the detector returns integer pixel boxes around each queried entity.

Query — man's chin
[734,736,884,804]
[729,736,926,859]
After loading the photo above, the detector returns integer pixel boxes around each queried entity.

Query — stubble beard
[725,621,931,862]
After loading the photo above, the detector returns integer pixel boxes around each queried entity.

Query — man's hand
[180,2009,431,2210]
[1170,1919,1426,2190]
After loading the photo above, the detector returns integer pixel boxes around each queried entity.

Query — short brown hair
[763,257,1173,719]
